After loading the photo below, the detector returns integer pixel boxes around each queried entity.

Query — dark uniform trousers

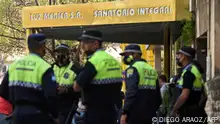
[59,111,68,124]
[58,106,73,124]
[83,106,117,124]
[179,105,207,124]
[11,105,55,124]
[127,105,155,124]
[127,113,155,124]
[125,90,159,124]
[127,119,152,124]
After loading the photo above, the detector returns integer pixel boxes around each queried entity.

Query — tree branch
[35,0,39,6]
[0,34,25,40]
[0,23,25,34]
[53,0,56,5]
[19,0,26,6]
[49,0,52,5]
[46,47,55,59]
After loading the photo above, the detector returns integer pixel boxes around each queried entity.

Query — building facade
[194,0,220,80]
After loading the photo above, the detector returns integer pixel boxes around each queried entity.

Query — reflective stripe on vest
[8,54,51,90]
[132,61,158,90]
[9,81,42,90]
[177,64,204,91]
[53,62,76,88]
[91,78,122,85]
[138,85,156,90]
[88,50,122,85]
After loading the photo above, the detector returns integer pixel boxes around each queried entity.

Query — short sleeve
[71,64,82,75]
[182,71,196,89]
[76,61,97,88]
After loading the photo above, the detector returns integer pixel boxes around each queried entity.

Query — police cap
[28,34,46,45]
[78,30,103,42]
[28,34,47,49]
[55,44,70,51]
[176,46,196,58]
[120,44,142,56]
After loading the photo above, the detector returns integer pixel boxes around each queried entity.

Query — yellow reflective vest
[131,61,158,90]
[53,62,76,88]
[9,54,51,90]
[177,64,204,91]
[88,50,122,84]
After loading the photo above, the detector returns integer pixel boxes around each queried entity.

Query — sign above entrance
[22,0,189,28]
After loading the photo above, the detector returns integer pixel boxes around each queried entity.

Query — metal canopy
[39,21,182,44]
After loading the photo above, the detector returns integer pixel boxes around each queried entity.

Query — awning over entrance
[39,22,182,44]
[22,0,189,44]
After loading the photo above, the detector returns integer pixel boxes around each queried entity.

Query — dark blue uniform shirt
[76,61,122,107]
[122,59,161,121]
[178,64,203,108]
[51,63,81,111]
[0,58,58,118]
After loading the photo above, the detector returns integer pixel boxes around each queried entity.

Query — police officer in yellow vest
[53,44,81,124]
[73,30,122,124]
[120,44,162,124]
[4,34,59,124]
[171,46,205,122]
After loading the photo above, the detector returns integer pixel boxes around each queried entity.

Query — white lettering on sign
[70,11,81,19]
[93,8,135,17]
[30,11,83,21]
[43,12,68,20]
[137,6,172,15]
[93,6,172,17]
[30,13,42,20]
[29,6,172,21]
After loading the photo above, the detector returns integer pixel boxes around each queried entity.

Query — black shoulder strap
[184,64,193,72]
[70,64,81,75]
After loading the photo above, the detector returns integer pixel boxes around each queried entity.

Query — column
[154,45,161,74]
[214,0,220,76]
[163,24,171,79]
[209,0,220,78]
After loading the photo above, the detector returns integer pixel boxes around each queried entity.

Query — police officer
[119,44,161,124]
[73,30,122,124]
[0,34,59,124]
[171,46,205,122]
[168,67,183,115]
[53,44,81,124]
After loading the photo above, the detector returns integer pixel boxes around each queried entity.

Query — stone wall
[196,0,220,77]
[205,76,220,123]
[214,0,220,75]
[196,0,208,38]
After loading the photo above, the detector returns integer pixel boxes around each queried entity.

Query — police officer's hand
[120,114,127,124]
[170,110,178,117]
[54,118,60,124]
[58,86,68,94]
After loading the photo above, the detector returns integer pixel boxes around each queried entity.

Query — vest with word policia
[53,62,76,88]
[88,50,122,84]
[131,61,158,90]
[9,54,51,90]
